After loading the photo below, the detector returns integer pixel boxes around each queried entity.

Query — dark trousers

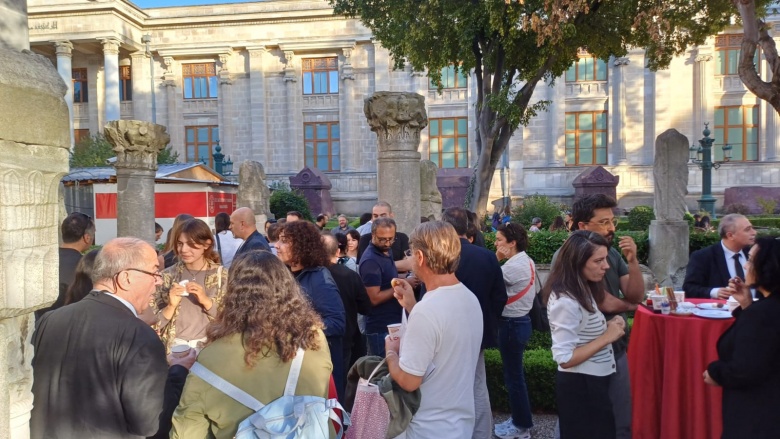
[556,371,615,439]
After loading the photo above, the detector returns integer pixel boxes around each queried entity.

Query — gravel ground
[493,412,558,439]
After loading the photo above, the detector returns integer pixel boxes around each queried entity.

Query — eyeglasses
[124,268,162,281]
[374,236,395,244]
[585,218,619,228]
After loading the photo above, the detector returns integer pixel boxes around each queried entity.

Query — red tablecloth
[628,298,733,439]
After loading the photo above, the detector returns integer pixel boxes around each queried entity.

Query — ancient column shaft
[364,92,428,235]
[54,41,74,148]
[105,120,170,243]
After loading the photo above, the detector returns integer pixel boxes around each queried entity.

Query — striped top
[501,251,536,318]
[548,292,616,376]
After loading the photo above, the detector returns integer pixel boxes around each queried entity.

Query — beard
[604,231,615,243]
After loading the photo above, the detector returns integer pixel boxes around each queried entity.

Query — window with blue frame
[182,63,218,99]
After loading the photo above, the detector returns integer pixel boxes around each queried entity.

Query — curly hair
[173,218,220,264]
[280,220,329,268]
[206,250,323,365]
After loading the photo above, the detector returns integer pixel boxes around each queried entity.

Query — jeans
[497,315,533,429]
[366,331,388,357]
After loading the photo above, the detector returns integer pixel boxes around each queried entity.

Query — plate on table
[696,302,726,310]
[692,308,732,319]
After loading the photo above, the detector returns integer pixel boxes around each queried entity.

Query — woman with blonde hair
[152,218,228,352]
[170,250,332,438]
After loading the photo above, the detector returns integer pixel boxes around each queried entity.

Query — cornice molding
[157,46,233,58]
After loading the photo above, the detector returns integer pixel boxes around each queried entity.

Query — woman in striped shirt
[542,231,626,439]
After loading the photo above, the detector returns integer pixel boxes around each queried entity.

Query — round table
[628,298,733,439]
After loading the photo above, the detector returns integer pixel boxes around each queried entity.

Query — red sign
[95,192,211,219]
[208,192,237,216]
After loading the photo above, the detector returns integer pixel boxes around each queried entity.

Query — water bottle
[660,298,671,315]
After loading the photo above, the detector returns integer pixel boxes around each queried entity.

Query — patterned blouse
[150,260,228,353]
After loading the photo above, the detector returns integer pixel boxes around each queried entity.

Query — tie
[733,253,745,280]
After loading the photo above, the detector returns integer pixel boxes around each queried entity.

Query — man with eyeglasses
[550,194,644,439]
[31,238,196,439]
[356,201,411,272]
[358,217,403,356]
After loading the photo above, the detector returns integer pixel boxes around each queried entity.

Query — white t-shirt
[216,230,243,268]
[397,283,483,439]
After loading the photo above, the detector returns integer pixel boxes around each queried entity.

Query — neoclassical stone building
[28,0,780,214]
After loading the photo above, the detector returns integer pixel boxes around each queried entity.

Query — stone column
[162,57,179,153]
[218,52,232,154]
[364,92,428,235]
[100,38,121,124]
[283,51,300,170]
[0,47,70,439]
[612,57,629,165]
[695,53,713,142]
[546,76,560,165]
[339,46,355,172]
[130,52,150,122]
[247,46,268,164]
[105,120,170,243]
[54,41,74,148]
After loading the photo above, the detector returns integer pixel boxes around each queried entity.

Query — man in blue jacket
[229,207,271,256]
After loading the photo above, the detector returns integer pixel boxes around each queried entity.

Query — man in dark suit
[31,237,196,439]
[684,214,756,299]
[43,212,95,315]
[229,207,271,256]
[441,207,507,439]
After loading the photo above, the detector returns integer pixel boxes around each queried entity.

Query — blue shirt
[358,243,401,333]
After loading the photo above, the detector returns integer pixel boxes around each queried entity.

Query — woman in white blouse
[493,223,536,439]
[542,231,625,439]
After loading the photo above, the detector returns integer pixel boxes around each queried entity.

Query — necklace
[183,259,208,281]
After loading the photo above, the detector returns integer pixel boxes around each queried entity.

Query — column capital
[614,57,630,67]
[364,92,428,151]
[163,56,174,75]
[247,46,267,57]
[218,52,231,68]
[105,120,170,170]
[130,51,146,61]
[99,37,121,55]
[341,47,355,81]
[695,54,713,63]
[283,50,296,82]
[53,40,73,57]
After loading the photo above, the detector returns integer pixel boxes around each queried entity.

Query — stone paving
[493,412,558,439]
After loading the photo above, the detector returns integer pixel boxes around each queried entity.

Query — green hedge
[711,217,780,229]
[485,346,558,413]
[510,195,567,230]
[627,205,655,230]
[269,189,313,221]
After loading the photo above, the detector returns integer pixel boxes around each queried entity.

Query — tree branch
[734,0,780,113]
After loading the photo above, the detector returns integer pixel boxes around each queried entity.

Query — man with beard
[550,194,643,439]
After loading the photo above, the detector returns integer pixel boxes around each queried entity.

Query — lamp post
[211,139,233,177]
[689,123,732,218]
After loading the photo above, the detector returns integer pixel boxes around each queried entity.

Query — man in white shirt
[385,221,483,439]
[683,214,756,299]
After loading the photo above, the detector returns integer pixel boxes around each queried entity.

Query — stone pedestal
[364,92,428,235]
[420,160,442,220]
[0,46,70,439]
[105,120,170,243]
[237,160,270,224]
[649,220,689,288]
[289,167,335,217]
[572,166,619,203]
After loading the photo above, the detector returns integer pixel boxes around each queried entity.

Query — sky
[131,0,257,8]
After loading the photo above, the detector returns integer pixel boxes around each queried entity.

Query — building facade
[28,0,780,214]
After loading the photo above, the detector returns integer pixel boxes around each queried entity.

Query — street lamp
[689,123,733,217]
[212,139,233,177]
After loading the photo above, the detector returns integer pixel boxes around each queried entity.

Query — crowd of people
[30,193,779,439]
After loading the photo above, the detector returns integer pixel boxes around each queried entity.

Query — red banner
[95,192,210,219]
[208,192,237,216]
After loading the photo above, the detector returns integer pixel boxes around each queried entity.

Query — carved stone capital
[53,40,73,57]
[99,37,121,55]
[342,47,353,63]
[248,46,267,58]
[341,68,355,81]
[105,120,170,170]
[614,57,630,67]
[283,50,295,68]
[364,92,428,151]
[163,56,174,75]
[695,54,713,63]
[218,52,231,69]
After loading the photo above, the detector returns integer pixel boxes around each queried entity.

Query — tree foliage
[69,133,179,167]
[330,0,733,217]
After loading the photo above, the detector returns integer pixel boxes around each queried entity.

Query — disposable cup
[673,291,685,303]
[170,344,191,358]
[387,324,402,341]
[651,295,665,311]
[727,296,739,313]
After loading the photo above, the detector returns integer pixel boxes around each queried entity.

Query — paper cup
[170,345,191,358]
[727,296,739,313]
[387,324,402,341]
[673,291,685,303]
[651,295,665,310]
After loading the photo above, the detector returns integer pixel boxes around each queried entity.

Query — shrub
[724,203,750,215]
[627,205,655,230]
[615,231,649,266]
[269,189,312,221]
[527,329,552,351]
[689,230,722,254]
[756,197,778,215]
[349,218,361,229]
[511,195,565,230]
[484,347,558,413]
[683,212,695,229]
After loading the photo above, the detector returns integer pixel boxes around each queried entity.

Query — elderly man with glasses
[31,237,196,439]
[549,194,643,439]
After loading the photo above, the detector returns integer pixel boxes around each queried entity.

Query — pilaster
[339,46,355,172]
[612,57,630,165]
[99,37,121,123]
[54,41,74,148]
[218,52,232,159]
[247,46,268,166]
[283,50,301,171]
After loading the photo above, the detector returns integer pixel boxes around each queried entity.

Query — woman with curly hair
[170,250,332,438]
[276,220,346,399]
[152,218,228,353]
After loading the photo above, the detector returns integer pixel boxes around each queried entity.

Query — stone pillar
[0,47,70,439]
[105,120,170,243]
[649,129,690,288]
[364,92,428,235]
[420,160,443,220]
[283,51,300,171]
[54,41,74,148]
[247,47,268,164]
[545,76,561,165]
[130,52,150,122]
[237,161,270,223]
[695,53,713,142]
[100,38,121,124]
[612,57,629,165]
[218,52,232,152]
[339,46,355,172]
[162,57,178,153]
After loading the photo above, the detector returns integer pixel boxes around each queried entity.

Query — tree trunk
[734,0,780,114]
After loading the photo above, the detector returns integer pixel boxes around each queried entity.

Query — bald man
[230,207,271,257]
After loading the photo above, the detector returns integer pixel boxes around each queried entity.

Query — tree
[69,133,179,167]
[732,1,780,113]
[330,0,733,217]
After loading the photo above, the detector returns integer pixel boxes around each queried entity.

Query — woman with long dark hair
[63,249,100,305]
[549,215,567,232]
[170,250,332,438]
[152,218,228,353]
[542,231,625,439]
[705,237,780,438]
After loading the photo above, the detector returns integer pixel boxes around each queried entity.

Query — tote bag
[345,359,390,439]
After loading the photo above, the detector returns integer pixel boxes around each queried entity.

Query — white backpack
[190,348,349,439]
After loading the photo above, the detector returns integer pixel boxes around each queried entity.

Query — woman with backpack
[170,250,334,438]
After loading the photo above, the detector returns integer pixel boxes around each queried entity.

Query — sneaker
[495,422,531,439]
[494,418,514,435]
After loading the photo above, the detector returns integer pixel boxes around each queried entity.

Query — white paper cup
[170,345,191,358]
[674,291,685,303]
[727,296,739,313]
[387,324,402,341]
[651,295,665,310]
